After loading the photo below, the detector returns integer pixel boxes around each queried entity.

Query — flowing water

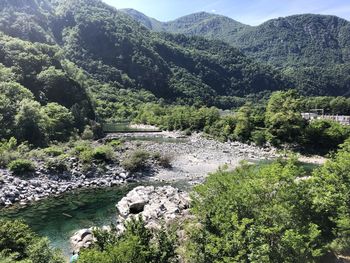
[0,180,190,258]
[0,184,139,257]
[0,131,320,259]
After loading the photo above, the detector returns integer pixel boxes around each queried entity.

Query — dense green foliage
[78,218,178,263]
[124,10,350,97]
[0,32,94,145]
[135,91,350,154]
[309,140,350,254]
[0,219,64,263]
[265,90,305,146]
[8,159,35,175]
[301,96,350,114]
[187,161,322,262]
[186,145,350,262]
[1,0,287,104]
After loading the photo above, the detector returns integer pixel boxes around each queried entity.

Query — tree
[0,82,34,104]
[186,161,325,263]
[233,104,253,141]
[329,97,350,115]
[41,103,74,141]
[78,218,178,263]
[0,219,64,263]
[0,82,34,139]
[15,99,47,145]
[0,95,16,138]
[303,119,350,154]
[309,140,350,255]
[265,90,305,146]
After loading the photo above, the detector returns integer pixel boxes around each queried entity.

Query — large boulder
[70,228,95,254]
[116,185,190,230]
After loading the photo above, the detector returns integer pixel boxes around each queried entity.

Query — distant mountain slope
[0,0,349,104]
[122,10,350,68]
[122,10,250,43]
[0,0,56,43]
[56,0,286,103]
[120,8,163,31]
[233,14,350,67]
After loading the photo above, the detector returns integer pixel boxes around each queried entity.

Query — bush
[73,141,92,153]
[79,149,94,163]
[122,150,150,172]
[8,159,35,175]
[0,219,64,262]
[81,125,94,140]
[45,158,68,173]
[0,137,19,167]
[78,218,177,263]
[92,146,114,161]
[108,139,122,148]
[251,130,267,146]
[44,146,64,157]
[158,155,172,168]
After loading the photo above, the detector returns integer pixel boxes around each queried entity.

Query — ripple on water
[0,184,138,257]
[0,180,190,258]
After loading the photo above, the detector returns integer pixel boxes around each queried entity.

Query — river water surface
[0,184,139,256]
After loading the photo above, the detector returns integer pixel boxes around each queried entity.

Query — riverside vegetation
[1,0,350,262]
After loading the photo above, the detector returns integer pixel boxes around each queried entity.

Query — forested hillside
[123,10,350,96]
[124,10,350,67]
[0,0,287,108]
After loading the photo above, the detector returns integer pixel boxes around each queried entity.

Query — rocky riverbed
[0,131,324,208]
[0,165,133,207]
[70,185,191,253]
[122,132,279,184]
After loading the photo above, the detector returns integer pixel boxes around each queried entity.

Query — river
[0,129,321,258]
[0,184,139,257]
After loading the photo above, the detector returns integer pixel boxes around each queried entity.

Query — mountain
[122,10,350,68]
[0,0,288,108]
[122,9,350,96]
[233,14,350,67]
[122,10,250,44]
[0,0,349,113]
[120,8,163,31]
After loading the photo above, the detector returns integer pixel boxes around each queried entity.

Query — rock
[116,186,190,230]
[70,228,95,253]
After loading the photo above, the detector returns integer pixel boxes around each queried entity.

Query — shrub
[158,155,172,168]
[0,219,64,262]
[81,125,94,140]
[92,146,114,161]
[44,146,64,157]
[8,159,35,175]
[73,141,92,153]
[251,130,267,146]
[78,218,177,263]
[79,149,94,163]
[0,137,19,167]
[122,150,150,172]
[108,139,122,148]
[45,158,68,173]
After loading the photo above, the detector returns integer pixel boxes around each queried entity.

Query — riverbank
[0,131,326,209]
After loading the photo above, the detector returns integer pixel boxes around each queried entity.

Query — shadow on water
[0,184,140,257]
[0,180,191,258]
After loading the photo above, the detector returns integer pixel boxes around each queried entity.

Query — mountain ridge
[0,0,288,107]
[121,9,350,67]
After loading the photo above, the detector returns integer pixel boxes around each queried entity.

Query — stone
[116,186,190,230]
[70,228,95,253]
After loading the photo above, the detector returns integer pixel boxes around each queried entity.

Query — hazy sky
[102,0,350,25]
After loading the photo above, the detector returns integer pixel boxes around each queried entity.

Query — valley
[0,0,350,262]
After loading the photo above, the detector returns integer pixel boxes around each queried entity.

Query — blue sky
[103,0,350,25]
